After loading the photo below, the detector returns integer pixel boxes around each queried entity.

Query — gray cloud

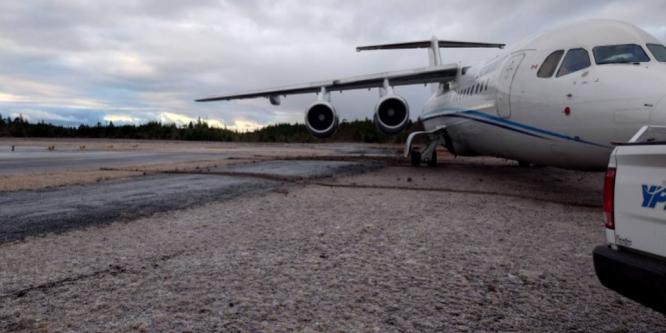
[0,0,665,129]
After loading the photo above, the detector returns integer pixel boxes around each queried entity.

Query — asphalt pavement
[0,160,377,244]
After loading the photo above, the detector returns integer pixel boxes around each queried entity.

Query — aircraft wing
[195,63,458,103]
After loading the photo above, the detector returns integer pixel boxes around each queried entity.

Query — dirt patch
[0,170,141,192]
[99,158,252,173]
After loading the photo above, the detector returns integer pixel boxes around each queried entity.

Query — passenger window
[557,48,591,77]
[537,50,564,78]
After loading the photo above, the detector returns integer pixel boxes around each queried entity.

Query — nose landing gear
[409,145,439,167]
[405,127,448,167]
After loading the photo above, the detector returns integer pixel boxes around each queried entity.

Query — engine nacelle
[305,102,338,138]
[374,94,410,135]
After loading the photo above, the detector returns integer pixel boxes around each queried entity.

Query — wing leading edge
[195,63,459,103]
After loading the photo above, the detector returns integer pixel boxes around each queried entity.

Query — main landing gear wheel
[427,149,437,168]
[410,149,421,167]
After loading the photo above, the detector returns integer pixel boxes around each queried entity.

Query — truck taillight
[603,167,616,229]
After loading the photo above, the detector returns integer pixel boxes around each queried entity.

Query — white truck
[594,125,666,313]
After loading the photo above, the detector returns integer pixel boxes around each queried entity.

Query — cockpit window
[593,44,649,64]
[647,44,666,62]
[537,50,564,78]
[557,48,591,77]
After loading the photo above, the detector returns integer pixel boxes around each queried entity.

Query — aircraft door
[496,53,525,118]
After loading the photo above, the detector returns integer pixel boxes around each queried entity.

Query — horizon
[0,111,384,132]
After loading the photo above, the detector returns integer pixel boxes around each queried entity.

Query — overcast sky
[0,0,665,130]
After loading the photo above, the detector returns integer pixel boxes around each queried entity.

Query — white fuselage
[420,20,666,170]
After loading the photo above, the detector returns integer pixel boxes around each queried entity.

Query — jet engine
[305,102,338,138]
[374,94,410,135]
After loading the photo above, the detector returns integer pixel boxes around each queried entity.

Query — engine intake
[374,95,410,135]
[305,102,338,138]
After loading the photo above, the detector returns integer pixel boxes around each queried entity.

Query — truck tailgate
[614,144,666,258]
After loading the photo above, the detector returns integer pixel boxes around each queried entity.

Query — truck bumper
[593,245,666,314]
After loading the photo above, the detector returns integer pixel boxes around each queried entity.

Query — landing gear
[410,149,421,167]
[404,126,449,168]
[409,144,438,167]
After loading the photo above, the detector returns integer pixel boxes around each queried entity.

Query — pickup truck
[594,125,666,313]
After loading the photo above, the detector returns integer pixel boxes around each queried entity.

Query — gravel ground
[1,158,664,332]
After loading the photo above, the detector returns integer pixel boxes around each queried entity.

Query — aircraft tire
[410,150,421,167]
[518,160,530,168]
[427,149,437,167]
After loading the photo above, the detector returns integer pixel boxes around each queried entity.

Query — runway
[0,140,393,176]
[0,149,231,175]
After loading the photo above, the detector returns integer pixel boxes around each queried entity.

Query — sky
[1,0,665,131]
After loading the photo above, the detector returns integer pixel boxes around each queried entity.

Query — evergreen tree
[0,116,418,143]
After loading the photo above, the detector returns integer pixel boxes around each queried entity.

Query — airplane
[197,19,666,171]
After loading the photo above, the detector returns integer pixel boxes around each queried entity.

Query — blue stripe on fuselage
[421,108,610,148]
[444,113,551,140]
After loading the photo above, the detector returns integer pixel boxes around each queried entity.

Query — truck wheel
[410,150,421,167]
[427,149,437,167]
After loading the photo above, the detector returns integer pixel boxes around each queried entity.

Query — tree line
[0,114,423,143]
